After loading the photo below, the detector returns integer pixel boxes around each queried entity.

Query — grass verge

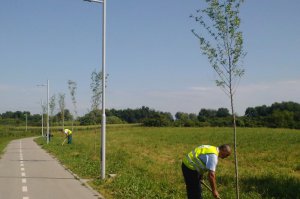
[35,126,300,199]
[0,126,40,156]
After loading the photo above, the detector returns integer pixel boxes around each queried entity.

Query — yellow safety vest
[183,145,218,173]
[65,129,72,135]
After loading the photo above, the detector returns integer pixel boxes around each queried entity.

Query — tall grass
[35,126,300,199]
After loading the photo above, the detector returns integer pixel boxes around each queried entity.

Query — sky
[0,0,299,117]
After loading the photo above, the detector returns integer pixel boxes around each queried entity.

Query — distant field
[34,126,300,199]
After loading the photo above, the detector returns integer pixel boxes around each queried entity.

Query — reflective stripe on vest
[183,145,218,173]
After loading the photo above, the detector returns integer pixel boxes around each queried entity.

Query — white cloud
[236,79,300,113]
[188,86,213,92]
[108,79,300,116]
[1,79,299,117]
[0,84,15,92]
[108,86,229,115]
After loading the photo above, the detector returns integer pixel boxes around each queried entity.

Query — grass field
[0,126,40,156]
[34,126,300,199]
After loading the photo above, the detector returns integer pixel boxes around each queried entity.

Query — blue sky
[0,0,299,116]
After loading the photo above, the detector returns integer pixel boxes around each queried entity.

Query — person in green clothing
[62,129,73,144]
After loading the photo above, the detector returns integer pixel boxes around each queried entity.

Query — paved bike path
[0,137,102,199]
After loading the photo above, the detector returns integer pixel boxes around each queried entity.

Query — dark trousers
[67,134,72,144]
[182,162,202,199]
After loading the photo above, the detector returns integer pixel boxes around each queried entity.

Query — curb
[34,137,105,199]
[61,165,105,199]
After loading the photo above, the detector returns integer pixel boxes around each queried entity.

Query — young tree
[90,70,108,110]
[68,80,77,131]
[58,93,66,130]
[90,70,102,111]
[90,70,108,122]
[190,0,246,198]
[49,94,56,126]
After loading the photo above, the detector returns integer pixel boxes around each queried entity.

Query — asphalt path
[0,137,102,199]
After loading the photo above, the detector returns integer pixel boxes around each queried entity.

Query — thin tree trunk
[230,91,239,199]
[228,32,240,197]
[71,120,74,132]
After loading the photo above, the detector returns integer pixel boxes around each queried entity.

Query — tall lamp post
[41,99,44,137]
[83,0,107,179]
[37,80,50,144]
[37,91,45,137]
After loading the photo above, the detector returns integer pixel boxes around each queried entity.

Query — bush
[107,116,125,124]
[142,115,172,127]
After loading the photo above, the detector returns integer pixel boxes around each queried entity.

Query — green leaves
[68,80,78,117]
[90,70,108,111]
[191,2,246,198]
[191,0,246,96]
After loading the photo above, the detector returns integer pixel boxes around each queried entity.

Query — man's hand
[208,171,220,198]
[212,190,220,198]
[200,179,221,199]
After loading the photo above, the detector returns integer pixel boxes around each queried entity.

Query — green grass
[35,126,300,199]
[0,136,14,155]
[0,126,40,156]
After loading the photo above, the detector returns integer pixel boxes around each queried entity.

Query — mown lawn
[35,126,300,199]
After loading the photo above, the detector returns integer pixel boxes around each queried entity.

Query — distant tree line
[1,101,299,129]
[243,101,300,129]
[78,106,173,126]
[0,109,73,126]
[0,111,39,126]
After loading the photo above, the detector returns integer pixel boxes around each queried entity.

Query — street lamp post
[41,99,44,137]
[37,91,45,137]
[37,80,50,144]
[47,80,49,144]
[83,0,107,179]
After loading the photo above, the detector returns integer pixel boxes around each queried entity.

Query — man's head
[218,144,231,159]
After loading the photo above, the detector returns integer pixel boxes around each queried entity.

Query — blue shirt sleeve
[199,154,218,171]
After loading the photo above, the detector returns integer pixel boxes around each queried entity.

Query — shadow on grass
[241,175,300,199]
